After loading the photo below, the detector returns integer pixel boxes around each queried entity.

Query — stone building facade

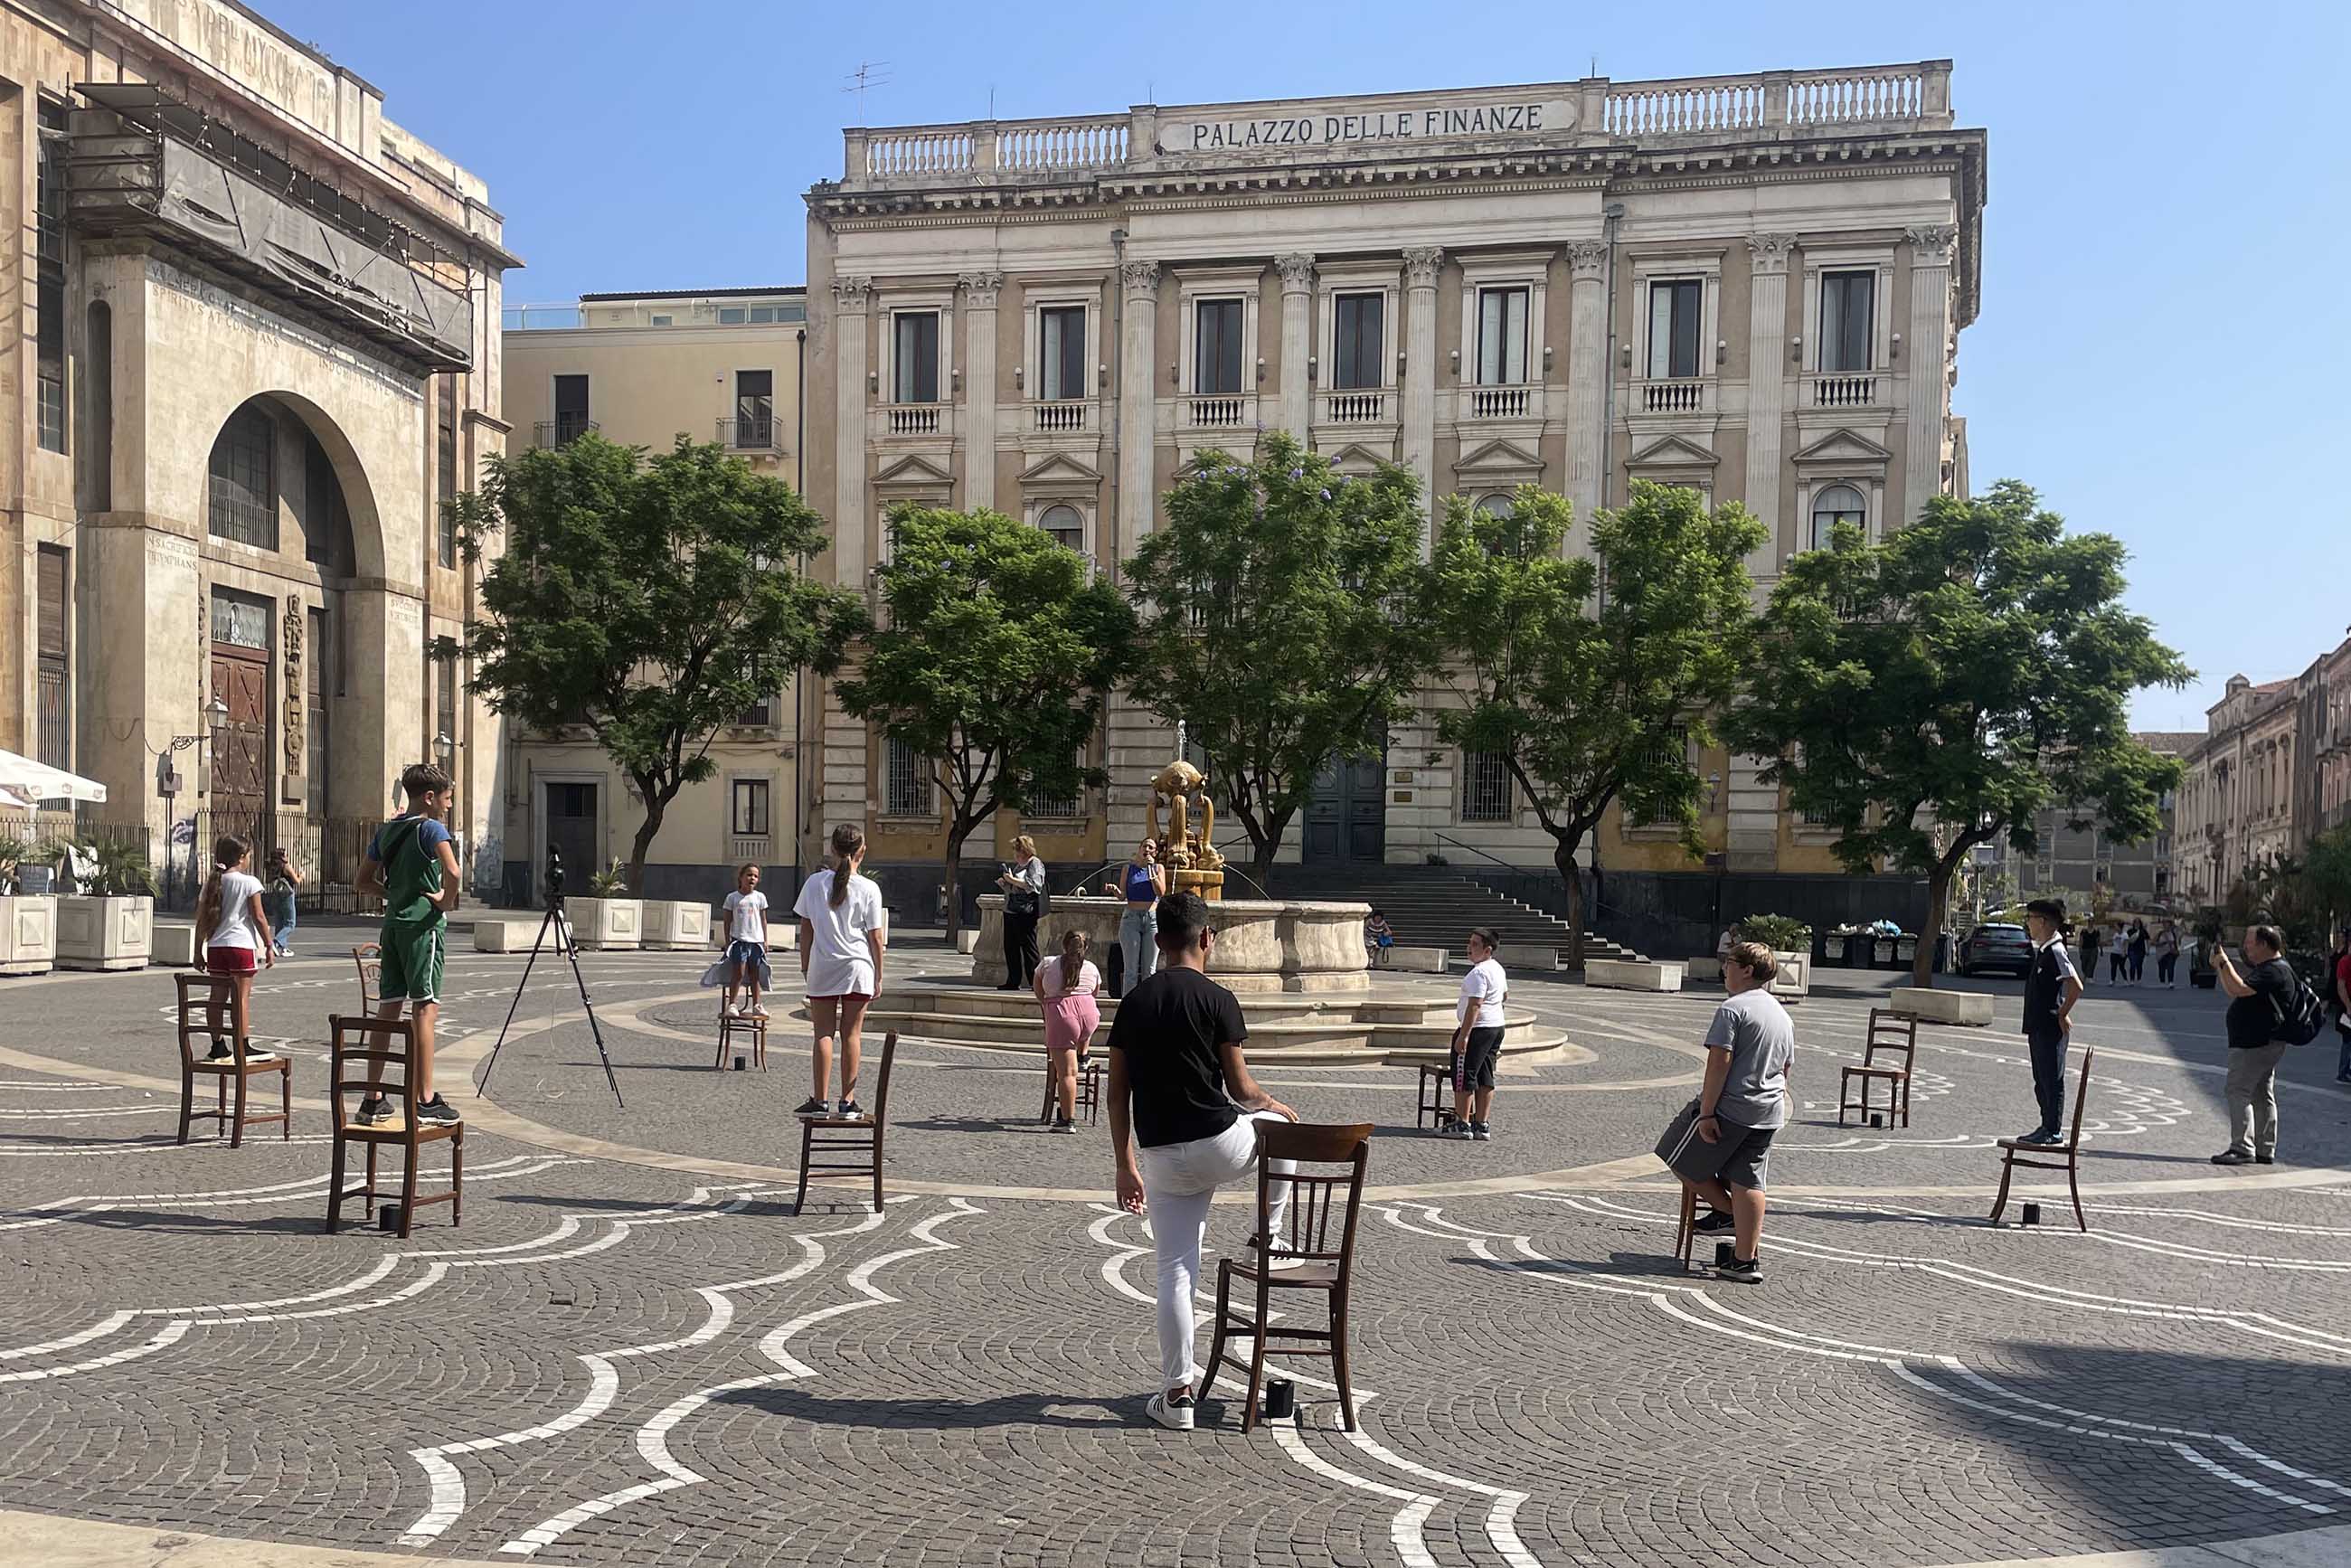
[500,288,809,901]
[2175,633,2351,908]
[801,64,1984,907]
[0,0,515,898]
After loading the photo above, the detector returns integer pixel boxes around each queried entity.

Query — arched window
[1035,503,1083,553]
[1476,493,1515,518]
[1809,484,1865,551]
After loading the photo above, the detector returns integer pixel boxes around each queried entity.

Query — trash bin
[1822,932,1850,967]
[1873,937,1899,968]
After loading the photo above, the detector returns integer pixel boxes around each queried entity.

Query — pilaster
[831,276,873,587]
[958,270,1003,511]
[1903,224,1958,527]
[1116,260,1160,561]
[1564,240,1609,548]
[1275,252,1315,439]
[1742,233,1795,572]
[1401,247,1442,536]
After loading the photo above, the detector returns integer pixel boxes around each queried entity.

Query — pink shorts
[205,946,257,975]
[1042,991,1100,1053]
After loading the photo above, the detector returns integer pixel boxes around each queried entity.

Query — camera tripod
[475,848,623,1108]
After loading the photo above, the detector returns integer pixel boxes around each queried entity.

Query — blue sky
[267,0,2347,730]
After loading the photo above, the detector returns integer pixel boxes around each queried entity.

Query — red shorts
[204,946,257,975]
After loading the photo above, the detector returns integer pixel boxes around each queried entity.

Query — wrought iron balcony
[534,418,599,449]
[719,414,783,450]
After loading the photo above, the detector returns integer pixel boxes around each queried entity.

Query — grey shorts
[1682,1117,1777,1191]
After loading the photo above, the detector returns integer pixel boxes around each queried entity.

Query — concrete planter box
[1384,945,1449,974]
[1769,950,1810,1004]
[54,895,152,971]
[153,921,198,968]
[0,895,57,976]
[475,916,545,953]
[642,901,711,951]
[566,897,643,950]
[1891,987,1994,1026]
[1685,956,1723,982]
[955,929,978,955]
[1586,959,1685,993]
[707,922,798,950]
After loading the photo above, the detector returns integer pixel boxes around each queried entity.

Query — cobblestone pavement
[3,936,2349,1566]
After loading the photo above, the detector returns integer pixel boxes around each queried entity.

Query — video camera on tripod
[473,840,622,1106]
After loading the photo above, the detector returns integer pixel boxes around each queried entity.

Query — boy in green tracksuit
[354,762,464,1127]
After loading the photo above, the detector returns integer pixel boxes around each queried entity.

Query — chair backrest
[869,1031,900,1126]
[1864,1007,1918,1070]
[174,971,232,1067]
[353,944,382,1011]
[1252,1120,1374,1265]
[329,1013,416,1124]
[2064,1045,2096,1148]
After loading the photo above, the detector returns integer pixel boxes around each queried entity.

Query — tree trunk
[941,819,970,942]
[1916,861,1953,989]
[626,788,667,896]
[1554,838,1588,970]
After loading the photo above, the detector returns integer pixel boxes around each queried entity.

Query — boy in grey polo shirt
[1681,940,1795,1285]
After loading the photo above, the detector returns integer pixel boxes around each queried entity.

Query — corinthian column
[1400,247,1442,537]
[958,269,1003,510]
[830,275,873,585]
[1275,252,1316,439]
[1116,260,1160,558]
[1564,240,1610,550]
[1903,223,1958,528]
[1742,233,1795,572]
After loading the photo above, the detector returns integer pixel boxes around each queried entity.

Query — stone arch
[199,389,386,582]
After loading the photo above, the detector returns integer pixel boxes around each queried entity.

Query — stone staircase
[1270,864,1647,968]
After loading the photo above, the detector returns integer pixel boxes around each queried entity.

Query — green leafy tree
[2307,826,2351,932]
[1123,434,1436,890]
[835,505,1138,940]
[1429,481,1764,965]
[458,434,861,892]
[1725,480,2192,987]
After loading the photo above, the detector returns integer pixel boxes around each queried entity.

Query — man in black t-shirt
[1108,892,1297,1433]
[2212,923,2296,1165]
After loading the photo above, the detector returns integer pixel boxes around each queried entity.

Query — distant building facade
[2175,637,2351,909]
[2013,732,2195,912]
[801,63,1986,912]
[500,288,808,900]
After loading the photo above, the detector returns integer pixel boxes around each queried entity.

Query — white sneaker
[722,1002,742,1018]
[750,1003,770,1018]
[1145,1391,1196,1431]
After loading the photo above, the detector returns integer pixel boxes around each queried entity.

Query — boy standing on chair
[354,762,464,1128]
[2018,898,2083,1147]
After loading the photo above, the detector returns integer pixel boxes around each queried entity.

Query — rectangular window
[1460,750,1511,824]
[731,779,770,837]
[1025,760,1082,822]
[736,369,774,447]
[208,404,278,550]
[1636,728,1690,826]
[736,690,773,727]
[886,737,933,817]
[1820,270,1874,373]
[435,653,458,749]
[750,305,776,324]
[649,314,673,326]
[437,374,459,568]
[1194,298,1244,394]
[1334,293,1383,390]
[893,311,940,402]
[1040,306,1086,401]
[301,430,350,571]
[35,101,66,454]
[719,306,747,325]
[36,546,67,769]
[1475,287,1529,385]
[552,374,590,445]
[1647,279,1702,379]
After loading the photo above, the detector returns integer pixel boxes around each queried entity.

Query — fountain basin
[972,893,1371,994]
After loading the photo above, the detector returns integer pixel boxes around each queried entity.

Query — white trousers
[1138,1110,1294,1392]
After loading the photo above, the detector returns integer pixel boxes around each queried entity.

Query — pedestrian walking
[1107,891,1298,1431]
[2081,924,2101,987]
[2016,898,2083,1145]
[1666,940,1795,1286]
[1102,839,1166,995]
[2152,921,2180,988]
[1445,928,1506,1141]
[2211,924,2297,1166]
[996,836,1046,991]
[2128,921,2149,984]
[2331,927,2351,1085]
[263,846,301,958]
[354,763,462,1128]
[794,824,887,1119]
[1035,927,1101,1132]
[2108,924,2129,986]
[196,834,277,1062]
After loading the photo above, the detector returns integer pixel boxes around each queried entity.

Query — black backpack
[2272,968,2327,1046]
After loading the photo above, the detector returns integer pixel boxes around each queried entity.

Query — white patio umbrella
[0,750,109,811]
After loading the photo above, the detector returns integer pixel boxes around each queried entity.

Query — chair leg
[1988,1151,2015,1224]
[281,1065,293,1139]
[364,1142,379,1222]
[178,1068,194,1146]
[2068,1156,2087,1233]
[1837,1074,1850,1127]
[1240,1284,1271,1434]
[399,1146,420,1240]
[1675,1185,1695,1267]
[452,1128,465,1227]
[870,1137,883,1214]
[795,1124,812,1214]
[230,1070,249,1150]
[1331,1293,1357,1432]
[1202,1263,1232,1404]
[1901,1077,1912,1128]
[324,1131,347,1233]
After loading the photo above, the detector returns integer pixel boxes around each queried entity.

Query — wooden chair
[1037,1050,1103,1126]
[1989,1045,2093,1233]
[796,1031,897,1214]
[1672,1185,1699,1270]
[1415,1062,1455,1130]
[352,943,382,1012]
[324,1014,463,1239]
[715,1011,768,1070]
[1201,1120,1374,1433]
[174,972,291,1148]
[1840,1008,1918,1127]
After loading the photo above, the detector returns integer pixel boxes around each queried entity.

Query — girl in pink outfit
[1034,927,1101,1132]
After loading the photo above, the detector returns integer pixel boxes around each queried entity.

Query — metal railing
[719,414,781,450]
[534,417,598,448]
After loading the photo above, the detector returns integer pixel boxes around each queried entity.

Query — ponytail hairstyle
[1056,927,1090,995]
[827,823,866,908]
[197,833,253,939]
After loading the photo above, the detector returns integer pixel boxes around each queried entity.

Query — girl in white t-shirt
[719,863,771,1018]
[195,834,276,1063]
[792,824,887,1119]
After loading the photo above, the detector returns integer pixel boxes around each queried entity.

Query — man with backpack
[2210,924,2313,1166]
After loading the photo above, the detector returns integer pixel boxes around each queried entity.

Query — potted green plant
[53,837,156,972]
[567,858,643,951]
[0,834,58,977]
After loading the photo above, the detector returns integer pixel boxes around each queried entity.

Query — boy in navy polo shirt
[2019,898,2083,1145]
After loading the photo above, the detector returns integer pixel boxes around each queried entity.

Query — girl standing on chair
[195,834,276,1062]
[1034,926,1101,1132]
[794,824,887,1119]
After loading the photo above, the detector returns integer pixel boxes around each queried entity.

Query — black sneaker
[415,1095,462,1128]
[2018,1129,2061,1147]
[205,1042,233,1062]
[354,1095,392,1127]
[1442,1117,1473,1140]
[791,1098,829,1117]
[1471,1121,1492,1142]
[836,1100,866,1120]
[1714,1256,1762,1285]
[2255,1153,2277,1165]
[1694,1210,1737,1234]
[1051,1115,1077,1135]
[239,1041,276,1060]
[2210,1149,2254,1166]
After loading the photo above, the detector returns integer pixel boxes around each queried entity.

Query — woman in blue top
[1102,839,1166,995]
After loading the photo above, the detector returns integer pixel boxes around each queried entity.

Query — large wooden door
[1303,732,1388,864]
[209,588,273,824]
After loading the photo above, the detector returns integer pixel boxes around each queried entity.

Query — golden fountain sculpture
[1146,759,1226,901]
